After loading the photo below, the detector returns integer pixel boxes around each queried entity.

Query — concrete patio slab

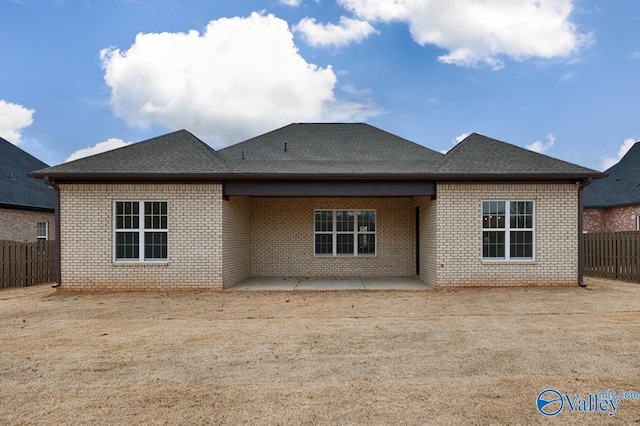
[227,276,432,291]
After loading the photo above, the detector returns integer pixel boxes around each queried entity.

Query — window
[314,210,376,256]
[114,201,167,261]
[482,201,534,260]
[637,215,640,231]
[36,221,48,240]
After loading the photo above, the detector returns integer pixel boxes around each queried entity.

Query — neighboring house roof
[30,123,603,182]
[583,140,640,208]
[0,137,54,211]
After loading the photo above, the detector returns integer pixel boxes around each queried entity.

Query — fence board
[0,240,56,288]
[584,231,640,283]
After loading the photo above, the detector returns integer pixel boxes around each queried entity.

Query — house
[29,123,603,291]
[0,137,55,242]
[583,140,640,232]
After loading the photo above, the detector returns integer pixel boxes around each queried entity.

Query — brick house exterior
[1,137,55,242]
[583,140,640,232]
[31,124,602,290]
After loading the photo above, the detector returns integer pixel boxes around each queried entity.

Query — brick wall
[58,183,224,291]
[584,205,640,232]
[413,196,436,287]
[222,196,251,288]
[434,184,579,287]
[250,197,415,277]
[0,208,55,242]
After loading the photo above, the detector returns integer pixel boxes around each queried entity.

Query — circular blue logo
[537,389,564,417]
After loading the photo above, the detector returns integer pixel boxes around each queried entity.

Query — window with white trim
[36,221,48,240]
[482,201,534,260]
[314,210,376,256]
[637,215,640,231]
[114,201,167,261]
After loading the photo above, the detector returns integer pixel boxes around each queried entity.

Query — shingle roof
[30,124,603,182]
[583,141,640,208]
[31,130,230,177]
[0,137,54,211]
[218,123,444,174]
[434,133,601,178]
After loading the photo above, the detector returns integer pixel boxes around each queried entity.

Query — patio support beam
[223,180,436,197]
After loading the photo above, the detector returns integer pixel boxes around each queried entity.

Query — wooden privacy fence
[584,231,640,283]
[1,240,56,288]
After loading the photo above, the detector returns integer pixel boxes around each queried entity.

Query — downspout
[578,177,593,288]
[44,177,61,288]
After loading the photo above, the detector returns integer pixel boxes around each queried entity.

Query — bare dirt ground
[1,277,640,425]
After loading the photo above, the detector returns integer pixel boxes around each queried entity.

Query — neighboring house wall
[59,183,224,291]
[584,205,640,232]
[0,208,55,242]
[434,183,578,287]
[250,197,415,277]
[222,196,251,288]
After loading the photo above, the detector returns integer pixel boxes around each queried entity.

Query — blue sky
[1,0,639,171]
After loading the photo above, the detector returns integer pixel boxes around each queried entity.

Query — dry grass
[1,277,640,425]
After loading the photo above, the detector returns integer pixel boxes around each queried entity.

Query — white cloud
[0,100,35,144]
[279,0,302,6]
[527,133,555,153]
[338,0,592,68]
[294,16,377,47]
[631,51,640,60]
[602,138,636,170]
[100,12,378,146]
[441,132,470,153]
[65,138,131,162]
[454,132,471,144]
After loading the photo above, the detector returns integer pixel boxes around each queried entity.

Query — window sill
[112,261,170,267]
[481,259,536,265]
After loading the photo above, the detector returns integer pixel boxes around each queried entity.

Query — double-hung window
[482,201,534,260]
[314,210,376,256]
[114,201,168,262]
[36,221,48,240]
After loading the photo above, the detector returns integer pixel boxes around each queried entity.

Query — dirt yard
[1,277,640,425]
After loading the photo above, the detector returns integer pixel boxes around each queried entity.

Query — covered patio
[227,276,433,291]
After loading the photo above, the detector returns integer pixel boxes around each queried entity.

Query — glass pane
[314,234,333,255]
[482,201,505,229]
[145,232,167,260]
[357,211,375,232]
[510,231,533,258]
[315,211,333,232]
[116,232,139,260]
[483,231,505,258]
[144,202,167,230]
[358,234,375,255]
[336,211,354,232]
[116,202,139,230]
[510,201,533,229]
[336,234,354,254]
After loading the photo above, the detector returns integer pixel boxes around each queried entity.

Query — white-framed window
[637,215,640,231]
[314,210,376,256]
[482,201,534,260]
[36,221,48,240]
[114,201,168,262]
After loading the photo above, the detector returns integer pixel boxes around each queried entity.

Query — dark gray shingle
[583,141,640,207]
[31,130,229,177]
[0,137,54,210]
[435,133,601,177]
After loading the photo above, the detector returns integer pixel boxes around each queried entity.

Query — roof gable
[435,133,601,178]
[583,141,640,207]
[0,137,54,210]
[32,130,230,178]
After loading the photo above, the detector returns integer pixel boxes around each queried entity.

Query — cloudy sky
[1,0,639,170]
